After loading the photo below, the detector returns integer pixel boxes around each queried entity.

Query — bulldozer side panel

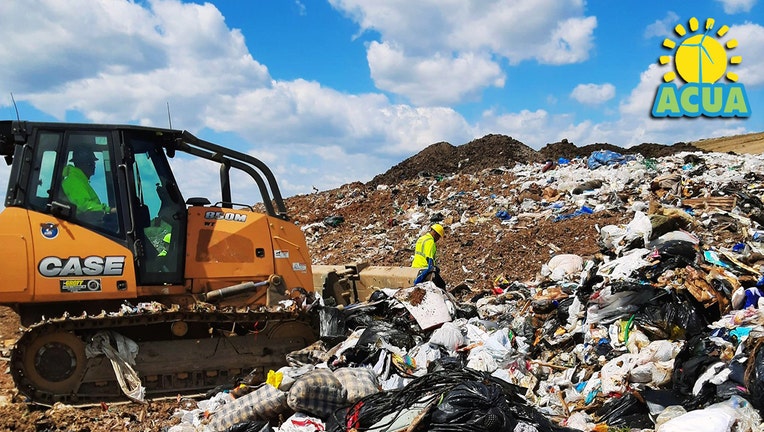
[27,211,138,302]
[270,218,314,293]
[183,207,315,298]
[0,208,34,300]
[185,207,277,290]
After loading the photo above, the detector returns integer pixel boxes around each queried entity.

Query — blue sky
[0,0,762,203]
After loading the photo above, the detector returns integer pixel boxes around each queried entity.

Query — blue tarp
[587,150,636,169]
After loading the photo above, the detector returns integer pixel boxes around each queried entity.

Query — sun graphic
[658,17,742,84]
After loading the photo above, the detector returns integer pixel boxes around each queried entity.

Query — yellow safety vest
[412,233,437,268]
[61,165,109,214]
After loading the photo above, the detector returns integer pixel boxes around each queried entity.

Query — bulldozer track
[10,308,316,405]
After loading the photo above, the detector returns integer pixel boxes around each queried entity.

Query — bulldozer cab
[3,122,187,287]
[0,120,311,320]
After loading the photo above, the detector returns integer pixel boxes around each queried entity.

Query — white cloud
[205,79,472,156]
[536,17,597,65]
[726,23,764,86]
[367,42,505,105]
[570,83,616,105]
[644,12,680,38]
[604,63,753,147]
[0,0,271,129]
[294,1,307,16]
[715,0,757,13]
[641,18,763,86]
[329,0,596,103]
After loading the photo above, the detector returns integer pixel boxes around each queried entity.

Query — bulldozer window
[55,133,120,235]
[128,138,184,284]
[28,132,62,213]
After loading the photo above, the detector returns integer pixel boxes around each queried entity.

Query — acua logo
[652,17,751,118]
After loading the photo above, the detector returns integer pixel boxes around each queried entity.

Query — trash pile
[168,149,764,432]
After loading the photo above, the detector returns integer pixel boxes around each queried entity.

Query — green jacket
[412,232,437,268]
[61,165,109,213]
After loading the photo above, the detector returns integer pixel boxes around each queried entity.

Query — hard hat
[163,233,171,244]
[71,148,98,163]
[430,223,444,237]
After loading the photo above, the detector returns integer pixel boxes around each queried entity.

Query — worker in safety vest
[61,149,111,214]
[158,233,171,257]
[412,223,446,288]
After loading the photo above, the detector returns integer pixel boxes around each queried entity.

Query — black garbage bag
[634,290,706,339]
[555,297,575,325]
[338,367,581,432]
[223,421,272,432]
[319,306,346,344]
[641,388,684,416]
[428,381,516,432]
[342,301,383,330]
[746,340,764,410]
[639,240,699,281]
[454,302,479,319]
[338,320,416,367]
[344,308,375,330]
[586,282,657,325]
[356,320,416,351]
[672,333,719,409]
[655,240,699,262]
[428,354,467,372]
[595,392,652,428]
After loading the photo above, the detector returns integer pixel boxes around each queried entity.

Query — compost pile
[3,134,764,431]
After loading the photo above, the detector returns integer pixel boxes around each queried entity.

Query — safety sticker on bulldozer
[60,279,102,293]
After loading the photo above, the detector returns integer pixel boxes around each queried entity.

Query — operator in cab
[411,223,446,288]
[61,148,114,216]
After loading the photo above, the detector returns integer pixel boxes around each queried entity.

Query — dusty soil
[690,131,764,155]
[0,131,759,431]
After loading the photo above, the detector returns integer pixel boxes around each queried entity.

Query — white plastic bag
[624,211,652,246]
[540,254,584,281]
[600,353,637,394]
[429,321,465,351]
[275,413,327,432]
[657,396,761,432]
[465,346,498,372]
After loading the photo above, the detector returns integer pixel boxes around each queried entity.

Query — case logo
[38,256,126,277]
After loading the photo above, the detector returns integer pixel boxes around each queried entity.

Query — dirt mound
[369,134,541,187]
[630,142,703,158]
[372,134,704,187]
[367,141,456,187]
[537,139,580,160]
[458,133,543,171]
[539,140,703,161]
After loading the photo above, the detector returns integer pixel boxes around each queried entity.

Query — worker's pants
[420,267,446,289]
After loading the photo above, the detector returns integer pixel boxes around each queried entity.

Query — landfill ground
[0,130,762,431]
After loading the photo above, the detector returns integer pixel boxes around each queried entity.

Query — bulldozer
[0,120,421,405]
